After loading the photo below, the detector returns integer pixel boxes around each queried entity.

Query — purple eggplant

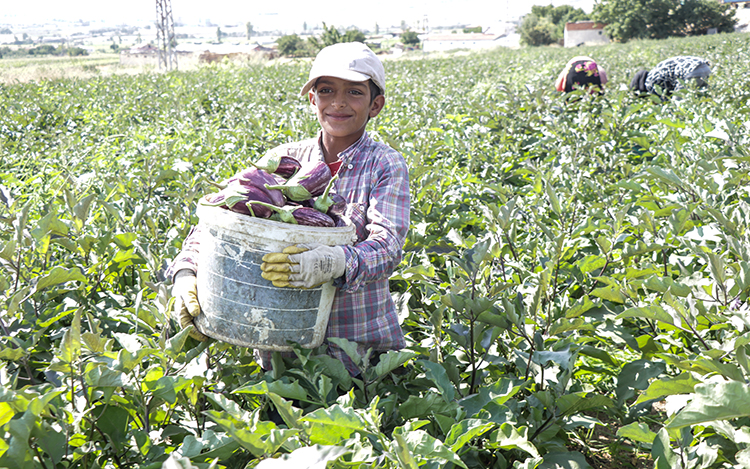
[232,167,287,208]
[265,161,332,202]
[251,156,302,179]
[330,213,349,228]
[327,193,347,217]
[201,183,275,218]
[252,201,335,227]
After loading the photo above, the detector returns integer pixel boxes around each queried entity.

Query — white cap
[299,42,386,97]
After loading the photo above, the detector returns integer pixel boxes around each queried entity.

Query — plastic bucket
[193,203,356,351]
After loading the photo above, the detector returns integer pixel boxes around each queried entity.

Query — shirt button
[347,164,353,170]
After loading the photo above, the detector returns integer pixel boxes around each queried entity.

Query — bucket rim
[196,201,356,237]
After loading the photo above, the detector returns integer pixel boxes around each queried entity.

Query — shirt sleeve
[338,152,410,293]
[164,225,202,281]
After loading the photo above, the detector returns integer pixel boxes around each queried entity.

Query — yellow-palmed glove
[261,243,346,289]
[172,270,207,341]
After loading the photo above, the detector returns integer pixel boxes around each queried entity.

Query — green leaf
[206,411,296,457]
[555,392,614,417]
[545,182,562,216]
[635,372,702,405]
[373,350,416,377]
[618,305,682,329]
[667,381,750,429]
[0,348,24,361]
[549,318,594,335]
[652,428,678,469]
[444,418,495,452]
[300,405,367,444]
[491,423,539,458]
[419,360,456,402]
[590,285,627,304]
[96,406,131,452]
[6,410,36,468]
[578,345,617,366]
[33,266,86,292]
[401,392,459,420]
[204,392,252,421]
[58,309,82,364]
[300,404,366,431]
[575,255,606,274]
[459,379,529,418]
[0,402,14,427]
[267,394,303,429]
[146,376,177,404]
[565,295,596,319]
[616,359,667,404]
[617,422,658,445]
[539,451,593,469]
[255,445,349,469]
[622,240,663,259]
[645,166,684,186]
[327,337,362,368]
[85,365,128,388]
[267,379,309,402]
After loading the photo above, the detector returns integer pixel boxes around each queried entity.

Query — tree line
[520,0,737,46]
[276,23,420,58]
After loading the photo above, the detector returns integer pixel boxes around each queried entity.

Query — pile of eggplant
[201,155,348,228]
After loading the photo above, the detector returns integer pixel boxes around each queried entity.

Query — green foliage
[276,34,307,57]
[307,23,367,53]
[401,30,420,46]
[593,0,737,42]
[3,32,750,468]
[520,5,589,46]
[519,14,559,47]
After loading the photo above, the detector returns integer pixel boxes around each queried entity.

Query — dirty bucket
[193,203,356,351]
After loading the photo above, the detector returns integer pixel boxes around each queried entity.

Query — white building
[564,21,610,48]
[421,33,507,53]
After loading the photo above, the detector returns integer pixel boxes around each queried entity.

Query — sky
[1,0,597,32]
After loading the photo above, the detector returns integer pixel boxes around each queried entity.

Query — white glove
[172,270,207,341]
[261,243,346,289]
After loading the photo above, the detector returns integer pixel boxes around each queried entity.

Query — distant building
[564,21,610,48]
[421,33,506,53]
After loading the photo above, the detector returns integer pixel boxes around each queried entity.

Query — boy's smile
[310,76,384,161]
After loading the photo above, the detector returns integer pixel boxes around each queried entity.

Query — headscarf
[555,56,608,94]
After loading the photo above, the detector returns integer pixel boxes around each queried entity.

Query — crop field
[2,32,750,468]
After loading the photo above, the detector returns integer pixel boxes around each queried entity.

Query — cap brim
[299,69,372,97]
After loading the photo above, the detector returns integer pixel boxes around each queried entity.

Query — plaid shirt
[167,131,409,374]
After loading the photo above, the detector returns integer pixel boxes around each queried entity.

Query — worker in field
[168,42,409,377]
[554,56,608,95]
[630,56,711,98]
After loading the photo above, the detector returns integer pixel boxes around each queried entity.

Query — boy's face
[309,76,385,144]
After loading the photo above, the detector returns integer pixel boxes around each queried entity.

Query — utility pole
[155,0,177,70]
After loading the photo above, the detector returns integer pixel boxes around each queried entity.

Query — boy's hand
[261,244,345,289]
[173,270,207,341]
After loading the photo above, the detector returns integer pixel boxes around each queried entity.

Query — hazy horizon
[1,0,597,33]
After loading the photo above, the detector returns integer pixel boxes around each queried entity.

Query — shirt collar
[316,131,370,164]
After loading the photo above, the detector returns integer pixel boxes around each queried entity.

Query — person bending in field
[554,56,608,95]
[630,56,711,98]
[167,42,410,376]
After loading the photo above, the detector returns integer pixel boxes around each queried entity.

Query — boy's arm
[338,154,410,293]
[165,225,202,281]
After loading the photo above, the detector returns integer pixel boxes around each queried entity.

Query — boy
[168,42,410,375]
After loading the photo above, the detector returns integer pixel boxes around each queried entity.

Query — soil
[571,411,655,469]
